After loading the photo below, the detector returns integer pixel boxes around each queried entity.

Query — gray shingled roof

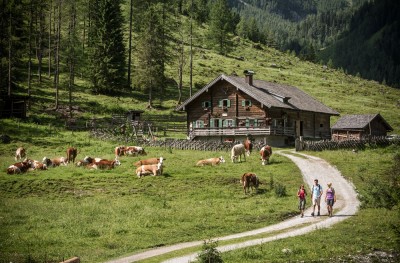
[332,114,393,131]
[176,74,339,115]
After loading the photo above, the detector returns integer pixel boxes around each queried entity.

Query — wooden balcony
[191,126,295,137]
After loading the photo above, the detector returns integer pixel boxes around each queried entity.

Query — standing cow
[240,172,260,194]
[66,147,78,164]
[243,139,253,156]
[15,147,26,161]
[260,145,272,165]
[231,144,246,163]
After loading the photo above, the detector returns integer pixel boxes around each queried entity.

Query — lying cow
[135,158,164,178]
[124,146,147,156]
[196,156,225,166]
[66,147,78,164]
[15,147,26,161]
[231,143,246,163]
[240,172,260,194]
[30,160,48,170]
[7,159,33,174]
[134,157,165,167]
[42,157,67,167]
[87,159,121,170]
[260,145,272,165]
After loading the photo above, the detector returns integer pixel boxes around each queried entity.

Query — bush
[275,183,286,197]
[196,239,223,263]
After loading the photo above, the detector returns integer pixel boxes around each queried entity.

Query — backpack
[312,184,322,193]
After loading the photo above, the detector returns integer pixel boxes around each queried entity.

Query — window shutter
[254,119,258,126]
[227,99,231,107]
[245,119,250,127]
[192,121,196,128]
[200,121,204,128]
[210,119,214,127]
[202,101,205,108]
[248,100,252,106]
[242,100,245,107]
[219,100,223,107]
[219,119,223,127]
[232,119,236,127]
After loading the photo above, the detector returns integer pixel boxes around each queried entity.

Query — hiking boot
[311,212,314,216]
[317,212,320,216]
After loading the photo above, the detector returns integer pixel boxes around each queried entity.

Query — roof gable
[176,74,339,115]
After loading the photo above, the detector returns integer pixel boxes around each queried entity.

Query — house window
[245,118,258,127]
[202,101,211,109]
[320,123,324,128]
[219,99,231,109]
[223,119,235,127]
[241,99,252,108]
[194,120,204,128]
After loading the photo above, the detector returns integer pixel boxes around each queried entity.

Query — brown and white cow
[135,158,164,178]
[7,159,33,174]
[134,157,165,167]
[87,159,121,170]
[66,147,78,164]
[240,172,260,194]
[124,146,147,156]
[30,160,48,170]
[115,146,126,158]
[15,147,26,161]
[260,145,272,165]
[243,139,253,156]
[42,157,67,167]
[231,144,246,163]
[196,156,225,166]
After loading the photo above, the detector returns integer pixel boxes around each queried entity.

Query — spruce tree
[208,0,232,55]
[88,0,126,95]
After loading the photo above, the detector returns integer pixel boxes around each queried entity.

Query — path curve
[105,151,360,263]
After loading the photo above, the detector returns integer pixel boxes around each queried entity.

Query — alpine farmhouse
[176,71,339,147]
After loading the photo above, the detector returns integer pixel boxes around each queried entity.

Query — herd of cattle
[6,140,272,194]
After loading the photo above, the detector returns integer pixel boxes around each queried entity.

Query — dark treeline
[230,0,400,88]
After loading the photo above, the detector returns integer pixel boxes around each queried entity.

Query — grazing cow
[135,158,164,178]
[243,139,253,156]
[88,159,121,170]
[231,144,246,163]
[66,147,78,164]
[42,157,67,167]
[15,147,26,161]
[124,146,147,156]
[196,156,225,166]
[240,172,260,194]
[7,159,32,174]
[260,145,272,165]
[134,157,165,167]
[115,146,126,158]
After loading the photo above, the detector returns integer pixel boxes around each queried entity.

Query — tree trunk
[48,0,52,78]
[127,0,133,89]
[28,0,33,107]
[54,0,61,110]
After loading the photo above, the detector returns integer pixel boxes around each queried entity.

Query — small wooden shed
[331,114,393,141]
[0,95,29,119]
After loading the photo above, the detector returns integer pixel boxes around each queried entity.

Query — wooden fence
[296,136,399,151]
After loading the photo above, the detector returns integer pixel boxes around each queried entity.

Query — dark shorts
[326,199,335,206]
[299,199,306,210]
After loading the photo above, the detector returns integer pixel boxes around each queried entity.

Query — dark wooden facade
[178,73,339,146]
[0,95,28,119]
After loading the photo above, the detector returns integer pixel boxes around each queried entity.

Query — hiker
[297,184,307,218]
[311,179,323,216]
[325,182,336,217]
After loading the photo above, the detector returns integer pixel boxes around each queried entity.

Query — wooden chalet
[331,114,393,141]
[176,71,339,146]
[0,95,29,119]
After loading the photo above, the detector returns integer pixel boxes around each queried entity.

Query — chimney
[244,70,254,86]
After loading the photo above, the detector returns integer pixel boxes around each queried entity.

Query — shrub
[275,183,286,197]
[196,239,223,263]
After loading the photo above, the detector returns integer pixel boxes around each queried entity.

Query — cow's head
[219,156,226,163]
[114,159,121,166]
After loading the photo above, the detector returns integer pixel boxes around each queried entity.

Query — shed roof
[176,74,339,115]
[331,114,393,131]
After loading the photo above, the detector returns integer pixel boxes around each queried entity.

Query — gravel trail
[105,151,360,263]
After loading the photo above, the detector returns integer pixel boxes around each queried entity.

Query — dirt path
[105,151,360,263]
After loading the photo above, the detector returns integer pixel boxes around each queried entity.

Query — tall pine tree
[88,0,126,95]
[208,0,232,55]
